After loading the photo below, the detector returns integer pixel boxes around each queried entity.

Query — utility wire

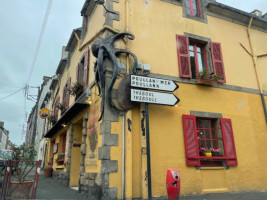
[0,87,25,101]
[26,0,53,85]
[0,89,21,94]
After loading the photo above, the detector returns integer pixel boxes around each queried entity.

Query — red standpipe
[166,168,180,200]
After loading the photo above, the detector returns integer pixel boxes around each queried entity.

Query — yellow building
[44,0,267,199]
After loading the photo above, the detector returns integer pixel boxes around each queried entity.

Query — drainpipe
[122,113,125,200]
[121,1,130,199]
[247,17,267,122]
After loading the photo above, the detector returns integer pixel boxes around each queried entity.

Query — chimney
[0,121,4,127]
[251,9,262,17]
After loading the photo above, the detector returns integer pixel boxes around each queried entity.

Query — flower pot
[9,180,34,199]
[204,152,212,157]
[44,167,53,177]
[196,78,217,86]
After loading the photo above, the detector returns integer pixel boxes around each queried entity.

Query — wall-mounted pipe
[247,17,267,122]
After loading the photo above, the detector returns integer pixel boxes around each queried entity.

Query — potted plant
[48,115,56,124]
[196,69,221,86]
[199,147,212,157]
[44,158,53,178]
[210,148,221,156]
[56,153,65,165]
[68,82,83,99]
[56,103,66,111]
[9,143,37,198]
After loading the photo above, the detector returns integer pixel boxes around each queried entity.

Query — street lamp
[94,0,118,15]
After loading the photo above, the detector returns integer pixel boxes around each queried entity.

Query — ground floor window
[182,114,237,166]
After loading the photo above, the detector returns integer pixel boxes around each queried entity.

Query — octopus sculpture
[91,32,138,121]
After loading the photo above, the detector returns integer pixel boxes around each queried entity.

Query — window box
[196,78,217,86]
[56,158,65,163]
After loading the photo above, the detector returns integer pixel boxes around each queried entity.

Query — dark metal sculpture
[91,33,138,121]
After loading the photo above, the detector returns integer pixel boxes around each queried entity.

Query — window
[62,78,71,113]
[62,134,66,154]
[76,47,89,89]
[197,118,218,151]
[53,96,60,121]
[186,0,200,17]
[182,0,207,22]
[182,114,237,166]
[189,42,207,79]
[176,35,226,83]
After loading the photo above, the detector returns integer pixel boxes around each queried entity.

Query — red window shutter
[211,42,226,83]
[65,78,71,109]
[176,35,191,78]
[62,134,66,154]
[55,96,60,121]
[221,118,238,166]
[182,114,200,166]
[76,63,79,83]
[83,47,89,89]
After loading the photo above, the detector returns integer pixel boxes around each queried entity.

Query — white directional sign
[131,75,178,92]
[131,89,180,106]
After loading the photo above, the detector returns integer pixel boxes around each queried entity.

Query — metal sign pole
[145,103,152,200]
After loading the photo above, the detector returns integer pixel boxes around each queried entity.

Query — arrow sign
[131,89,180,106]
[131,75,178,92]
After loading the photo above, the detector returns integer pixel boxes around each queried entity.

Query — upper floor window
[176,34,226,83]
[189,41,207,79]
[76,47,89,89]
[186,0,200,17]
[62,77,71,112]
[182,0,207,23]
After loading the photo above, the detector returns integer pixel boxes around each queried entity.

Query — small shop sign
[39,108,50,119]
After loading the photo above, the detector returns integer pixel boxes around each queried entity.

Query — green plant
[68,82,83,96]
[197,69,222,81]
[11,143,37,182]
[48,115,56,123]
[56,103,66,110]
[56,154,65,162]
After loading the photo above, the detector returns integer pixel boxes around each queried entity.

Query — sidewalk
[35,174,267,200]
[36,175,86,199]
[179,191,267,200]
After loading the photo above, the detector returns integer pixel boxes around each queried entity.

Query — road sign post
[130,75,179,200]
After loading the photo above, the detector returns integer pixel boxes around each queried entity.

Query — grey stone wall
[52,171,70,187]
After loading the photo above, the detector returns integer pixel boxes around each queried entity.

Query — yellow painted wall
[51,5,105,121]
[113,0,267,91]
[143,83,267,196]
[112,0,267,198]
[70,124,82,187]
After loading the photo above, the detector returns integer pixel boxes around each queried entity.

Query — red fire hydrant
[166,168,180,200]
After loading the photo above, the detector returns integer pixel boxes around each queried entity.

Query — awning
[44,101,88,138]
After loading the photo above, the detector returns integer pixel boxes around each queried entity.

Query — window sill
[199,166,225,170]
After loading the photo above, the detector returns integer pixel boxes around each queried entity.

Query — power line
[26,0,53,85]
[0,89,21,94]
[0,87,25,101]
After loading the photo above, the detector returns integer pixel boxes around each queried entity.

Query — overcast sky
[0,0,267,146]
